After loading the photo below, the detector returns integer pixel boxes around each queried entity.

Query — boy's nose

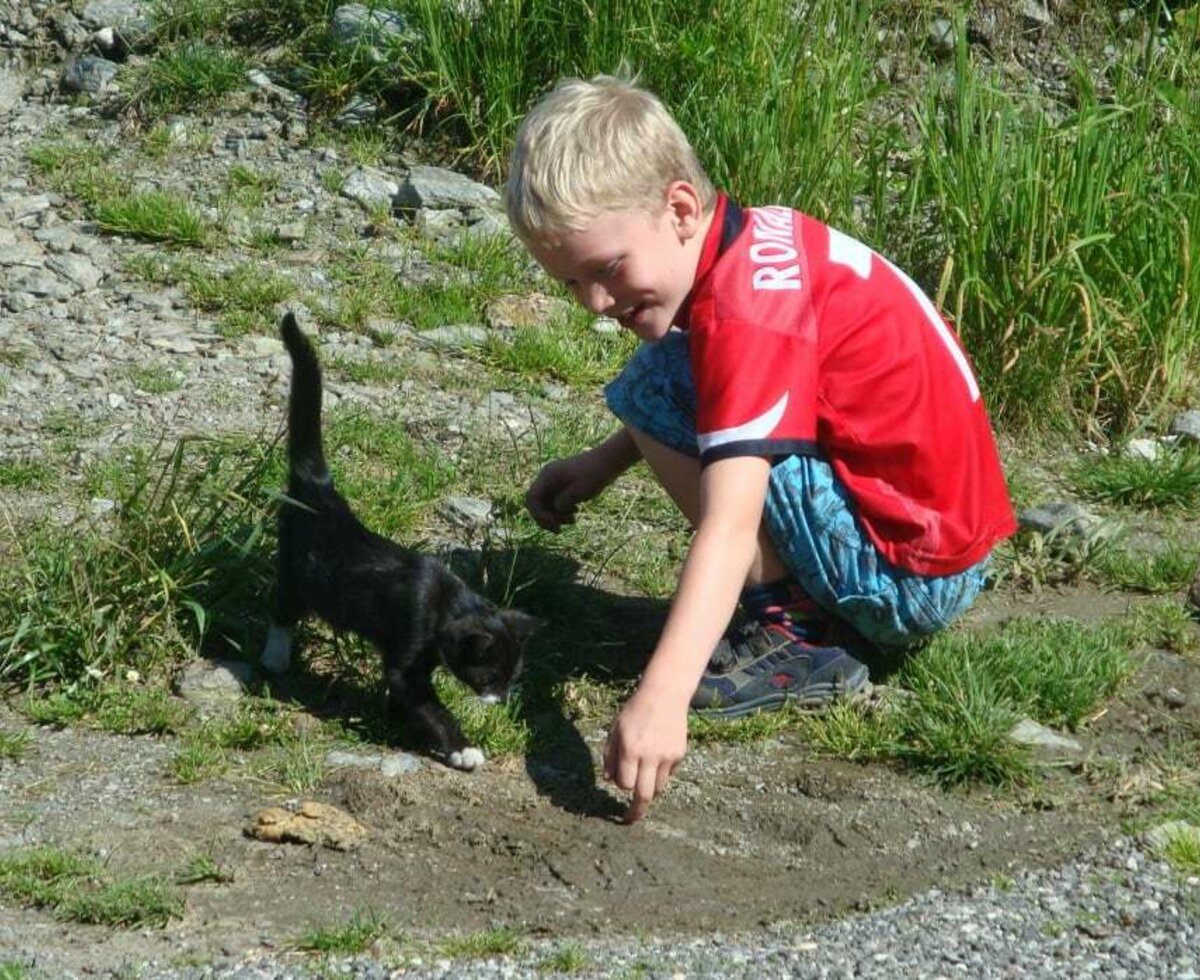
[577,282,614,314]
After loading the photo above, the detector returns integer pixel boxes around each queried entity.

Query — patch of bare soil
[1,585,1197,977]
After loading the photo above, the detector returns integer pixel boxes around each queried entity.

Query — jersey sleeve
[689,316,819,466]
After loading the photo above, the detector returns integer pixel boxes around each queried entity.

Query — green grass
[0,437,278,688]
[796,616,1140,787]
[1094,541,1200,594]
[175,852,235,886]
[0,728,32,761]
[538,941,591,973]
[22,683,194,737]
[294,907,390,953]
[439,926,523,959]
[123,255,295,336]
[93,189,209,246]
[1159,825,1200,875]
[127,364,185,395]
[1070,446,1200,510]
[0,847,183,928]
[0,459,56,491]
[130,41,249,116]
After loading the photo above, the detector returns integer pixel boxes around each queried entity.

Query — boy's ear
[665,180,704,241]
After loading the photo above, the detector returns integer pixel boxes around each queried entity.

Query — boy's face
[526,182,708,343]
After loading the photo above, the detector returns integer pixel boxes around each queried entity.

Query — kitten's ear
[443,614,496,647]
[500,609,544,644]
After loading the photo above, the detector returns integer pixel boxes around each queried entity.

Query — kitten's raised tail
[280,313,330,485]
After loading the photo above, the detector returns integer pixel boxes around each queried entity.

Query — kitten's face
[440,609,541,702]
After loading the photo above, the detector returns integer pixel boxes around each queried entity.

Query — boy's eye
[597,259,621,280]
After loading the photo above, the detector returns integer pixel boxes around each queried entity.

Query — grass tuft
[295,907,390,953]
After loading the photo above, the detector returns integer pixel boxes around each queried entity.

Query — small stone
[61,56,119,95]
[1124,437,1160,461]
[246,800,369,851]
[1169,409,1200,445]
[443,495,493,527]
[1007,718,1083,759]
[417,324,488,349]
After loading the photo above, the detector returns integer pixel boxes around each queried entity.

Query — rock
[326,749,422,777]
[1169,409,1200,445]
[443,495,493,527]
[1007,718,1083,760]
[0,68,25,115]
[172,659,254,712]
[927,19,955,58]
[1124,437,1161,461]
[394,165,501,213]
[246,800,369,851]
[484,293,571,331]
[335,95,377,128]
[1016,500,1113,556]
[47,253,103,291]
[330,3,416,62]
[79,0,154,44]
[61,56,119,95]
[341,165,399,211]
[1020,1,1052,28]
[416,324,488,349]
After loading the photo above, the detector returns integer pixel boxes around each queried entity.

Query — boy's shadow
[447,545,665,822]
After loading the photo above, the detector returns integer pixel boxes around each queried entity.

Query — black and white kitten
[261,313,541,771]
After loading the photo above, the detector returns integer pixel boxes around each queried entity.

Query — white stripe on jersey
[697,392,789,454]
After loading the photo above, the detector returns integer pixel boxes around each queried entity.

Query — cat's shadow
[447,545,667,823]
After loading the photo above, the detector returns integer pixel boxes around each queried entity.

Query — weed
[1094,540,1200,594]
[433,669,530,757]
[295,907,389,953]
[439,925,523,959]
[538,941,590,973]
[0,847,183,928]
[130,41,248,117]
[1071,447,1200,510]
[127,364,184,395]
[1162,827,1200,875]
[0,459,55,491]
[23,684,193,736]
[0,729,32,761]
[175,853,235,885]
[92,190,209,246]
[170,740,229,784]
[0,437,278,687]
[327,355,411,386]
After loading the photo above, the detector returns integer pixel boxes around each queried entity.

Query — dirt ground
[1,582,1197,976]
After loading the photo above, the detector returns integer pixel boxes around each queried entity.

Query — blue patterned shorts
[604,331,987,648]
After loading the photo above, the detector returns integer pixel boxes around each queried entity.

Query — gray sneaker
[690,621,870,719]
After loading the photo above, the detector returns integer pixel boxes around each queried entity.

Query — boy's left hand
[602,686,688,824]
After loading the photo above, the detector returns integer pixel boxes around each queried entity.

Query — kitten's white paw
[260,625,292,674]
[449,747,485,771]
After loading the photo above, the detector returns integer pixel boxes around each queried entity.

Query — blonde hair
[504,73,716,244]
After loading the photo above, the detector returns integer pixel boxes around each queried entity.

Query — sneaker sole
[691,664,872,720]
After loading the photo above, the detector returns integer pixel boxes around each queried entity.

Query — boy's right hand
[525,452,610,532]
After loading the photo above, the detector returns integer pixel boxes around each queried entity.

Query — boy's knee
[604,335,697,457]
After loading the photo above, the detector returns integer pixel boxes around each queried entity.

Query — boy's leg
[763,454,988,649]
[606,335,869,715]
[625,428,791,588]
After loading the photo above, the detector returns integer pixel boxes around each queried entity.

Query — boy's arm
[604,454,771,823]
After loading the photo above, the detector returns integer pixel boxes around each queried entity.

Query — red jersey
[682,196,1017,576]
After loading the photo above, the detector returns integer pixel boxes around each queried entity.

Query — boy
[504,75,1016,824]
